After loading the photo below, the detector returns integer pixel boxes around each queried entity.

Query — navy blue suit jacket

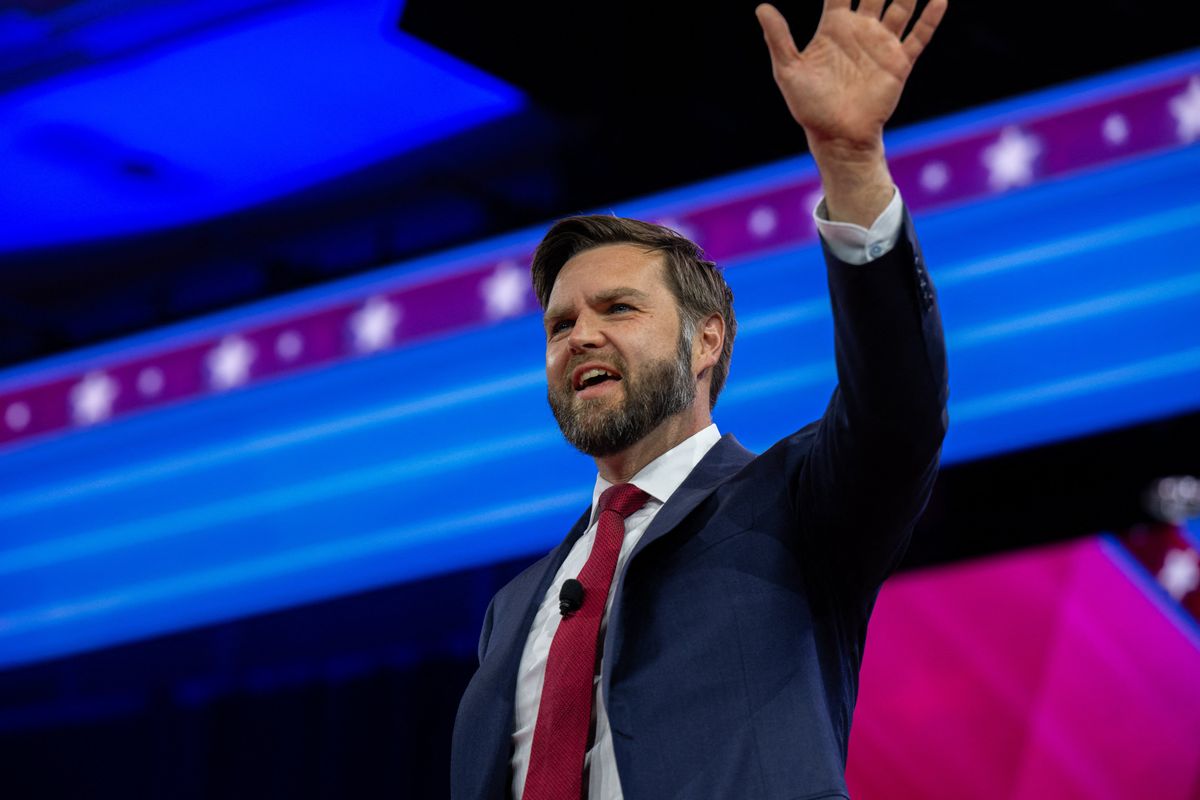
[452,210,949,799]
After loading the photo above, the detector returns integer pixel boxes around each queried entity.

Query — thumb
[755,4,800,67]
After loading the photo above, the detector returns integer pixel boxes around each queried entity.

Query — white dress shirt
[510,191,906,799]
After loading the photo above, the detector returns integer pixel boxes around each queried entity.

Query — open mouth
[573,366,623,393]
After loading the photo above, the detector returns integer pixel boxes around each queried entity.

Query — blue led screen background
[2,51,1199,670]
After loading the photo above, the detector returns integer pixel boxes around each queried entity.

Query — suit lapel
[484,434,752,691]
[629,434,755,562]
[477,435,755,776]
[602,434,756,699]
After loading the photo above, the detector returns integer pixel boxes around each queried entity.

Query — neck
[594,407,711,484]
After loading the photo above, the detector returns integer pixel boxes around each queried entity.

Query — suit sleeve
[793,206,949,605]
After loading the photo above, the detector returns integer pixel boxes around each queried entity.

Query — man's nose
[568,313,605,351]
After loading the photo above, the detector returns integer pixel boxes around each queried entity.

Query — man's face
[543,244,696,457]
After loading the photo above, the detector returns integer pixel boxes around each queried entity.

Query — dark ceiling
[1,0,1194,369]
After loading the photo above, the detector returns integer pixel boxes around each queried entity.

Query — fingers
[858,0,886,18]
[755,4,801,65]
[881,0,917,36]
[902,0,948,62]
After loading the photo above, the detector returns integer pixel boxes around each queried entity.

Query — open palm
[757,0,947,150]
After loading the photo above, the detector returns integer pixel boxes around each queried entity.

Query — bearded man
[452,2,950,798]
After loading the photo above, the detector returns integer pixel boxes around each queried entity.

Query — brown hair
[530,215,736,410]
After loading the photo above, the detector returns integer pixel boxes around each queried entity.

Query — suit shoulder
[753,419,822,472]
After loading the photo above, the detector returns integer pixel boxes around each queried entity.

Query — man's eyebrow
[593,287,650,304]
[544,287,651,323]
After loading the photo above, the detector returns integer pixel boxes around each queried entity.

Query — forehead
[549,243,668,301]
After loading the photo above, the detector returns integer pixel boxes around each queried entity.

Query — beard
[548,329,696,458]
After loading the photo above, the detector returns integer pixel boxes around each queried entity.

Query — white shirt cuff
[813,187,904,265]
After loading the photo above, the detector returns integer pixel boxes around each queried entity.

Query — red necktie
[523,483,651,800]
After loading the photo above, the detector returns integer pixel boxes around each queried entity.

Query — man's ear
[694,313,724,378]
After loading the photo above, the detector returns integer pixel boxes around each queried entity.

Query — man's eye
[551,320,572,334]
[608,303,632,313]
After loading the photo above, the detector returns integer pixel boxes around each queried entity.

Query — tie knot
[598,483,650,519]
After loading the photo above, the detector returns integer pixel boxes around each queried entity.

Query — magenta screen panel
[846,535,1200,799]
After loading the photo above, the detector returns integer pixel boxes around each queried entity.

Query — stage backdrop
[2,50,1199,672]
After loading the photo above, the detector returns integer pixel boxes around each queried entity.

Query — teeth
[577,367,617,388]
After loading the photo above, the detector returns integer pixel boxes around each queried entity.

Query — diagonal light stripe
[952,271,1200,348]
[0,488,591,638]
[0,428,564,575]
[0,368,544,520]
[720,363,836,404]
[952,346,1200,421]
[737,298,829,337]
[936,203,1200,287]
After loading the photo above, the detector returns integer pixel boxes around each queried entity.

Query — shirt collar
[588,423,721,526]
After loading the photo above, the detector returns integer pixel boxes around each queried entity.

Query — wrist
[806,132,884,163]
[808,137,893,227]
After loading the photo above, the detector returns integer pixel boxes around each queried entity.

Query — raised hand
[756,0,947,153]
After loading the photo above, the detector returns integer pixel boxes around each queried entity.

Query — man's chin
[564,388,624,418]
[573,392,620,409]
[566,401,621,430]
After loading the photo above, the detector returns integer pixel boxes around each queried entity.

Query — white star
[748,206,778,239]
[70,371,119,426]
[5,401,30,431]
[981,126,1042,191]
[481,261,529,320]
[137,366,164,397]
[206,335,256,391]
[1158,548,1200,600]
[1102,113,1129,146]
[349,296,401,353]
[276,330,304,361]
[920,161,950,193]
[1169,76,1200,144]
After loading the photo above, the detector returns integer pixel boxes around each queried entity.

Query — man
[452,1,949,797]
